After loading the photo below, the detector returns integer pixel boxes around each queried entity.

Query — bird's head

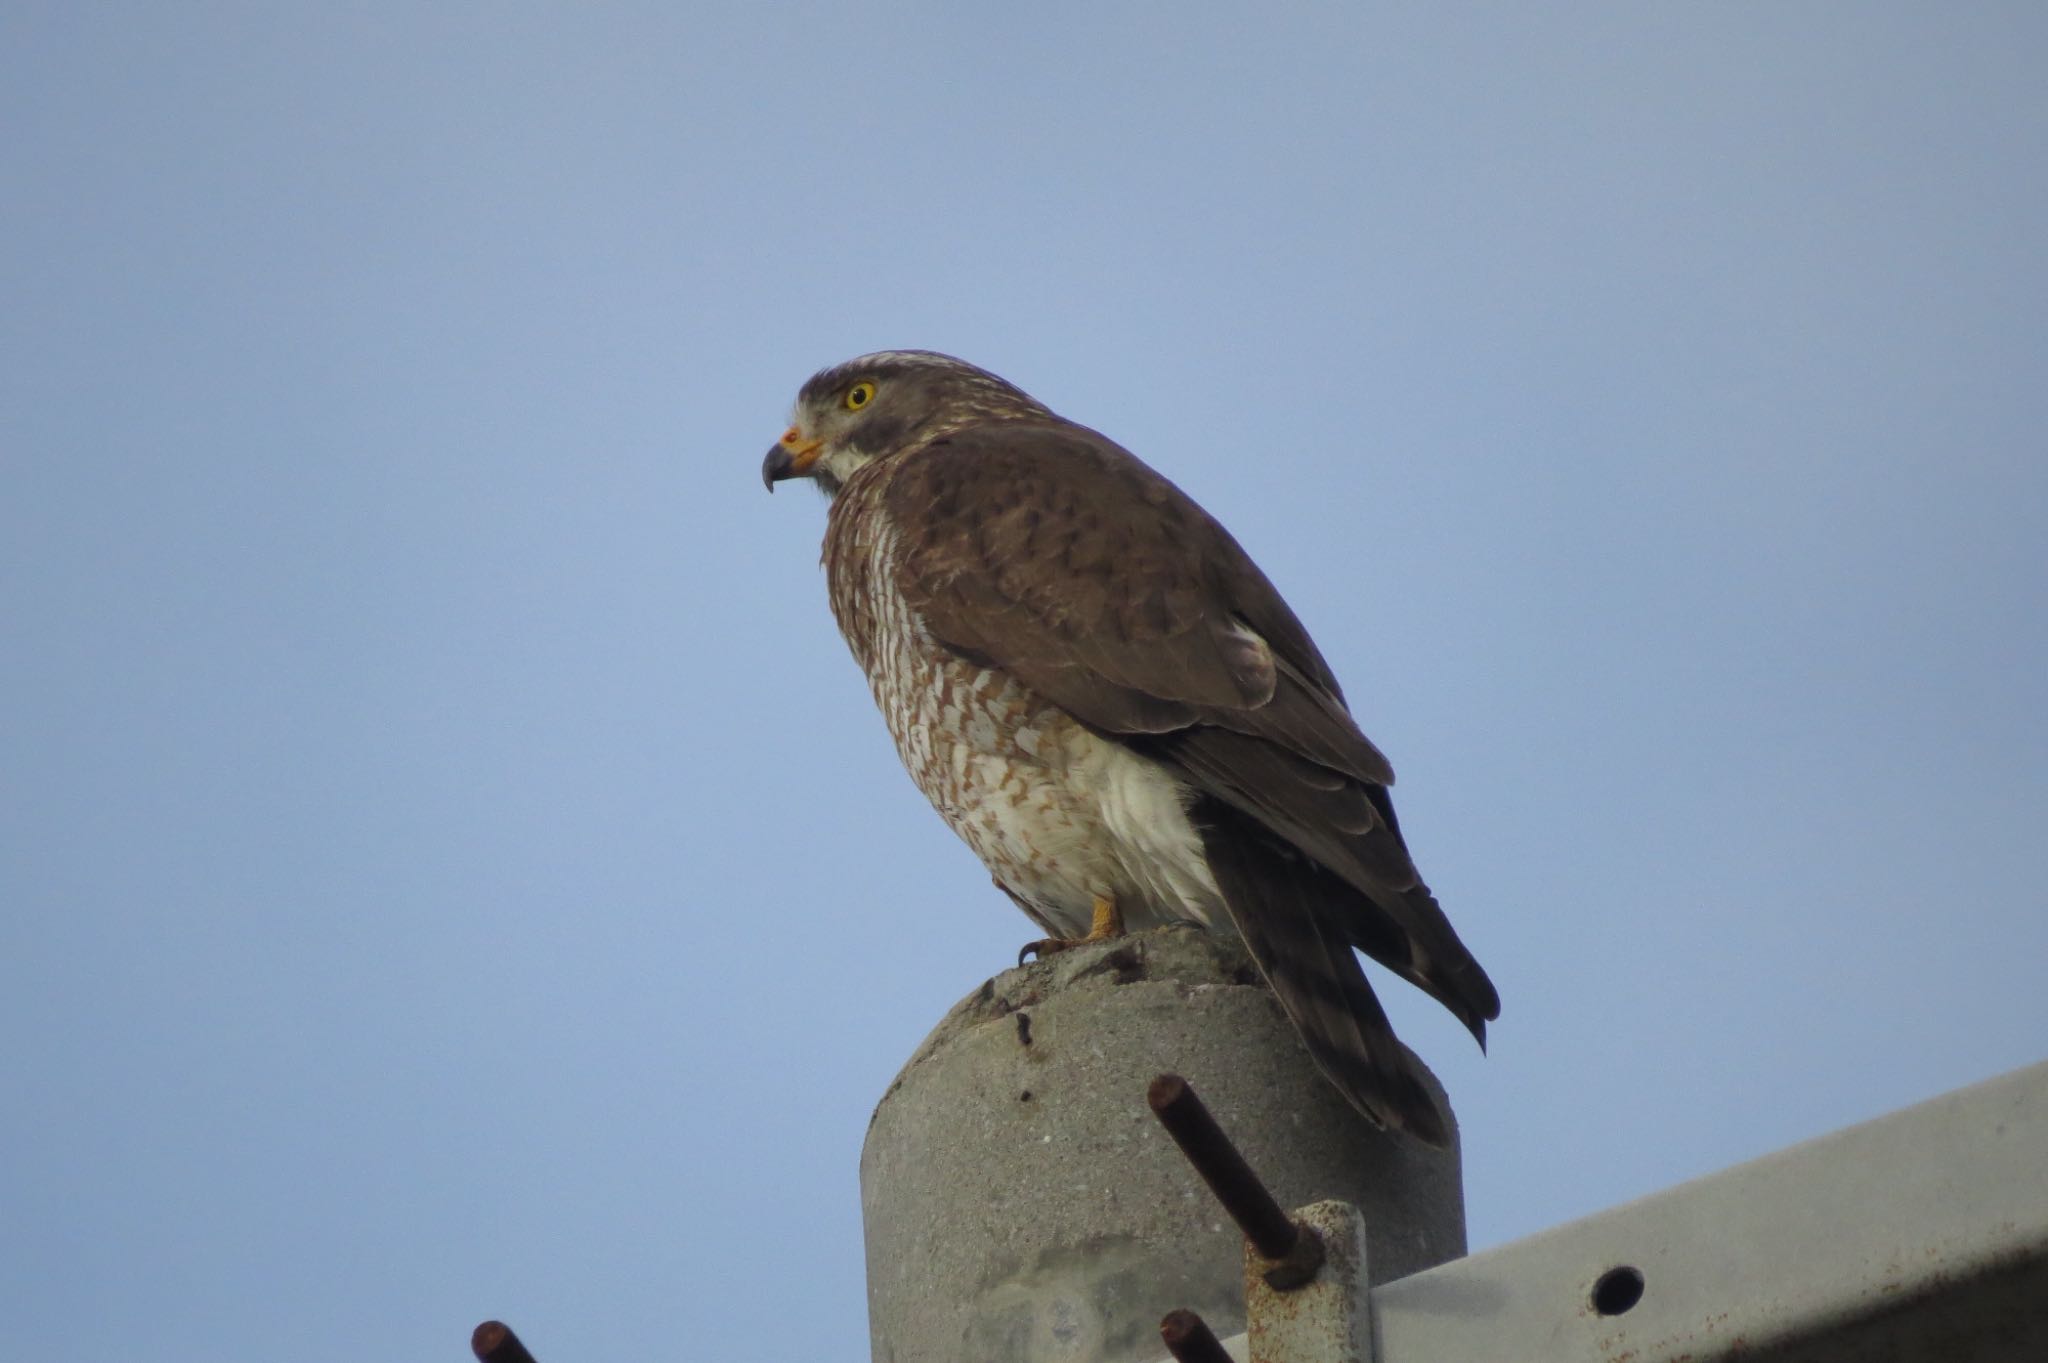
[761,350,1050,497]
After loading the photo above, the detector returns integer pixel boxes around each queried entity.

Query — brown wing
[885,419,1499,1136]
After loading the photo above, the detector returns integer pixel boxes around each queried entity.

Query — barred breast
[822,464,1225,940]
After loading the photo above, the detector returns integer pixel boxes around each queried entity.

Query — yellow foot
[1018,894,1126,965]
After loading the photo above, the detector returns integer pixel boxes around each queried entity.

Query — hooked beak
[762,426,823,491]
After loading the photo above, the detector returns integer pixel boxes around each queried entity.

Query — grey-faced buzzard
[762,350,1497,1144]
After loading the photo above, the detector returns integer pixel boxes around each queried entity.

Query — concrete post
[860,924,1466,1363]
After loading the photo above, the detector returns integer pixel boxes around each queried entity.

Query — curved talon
[1015,894,1125,966]
[1018,935,1087,965]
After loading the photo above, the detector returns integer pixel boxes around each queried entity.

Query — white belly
[950,713,1230,937]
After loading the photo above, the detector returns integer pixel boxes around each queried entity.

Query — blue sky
[3,6,2044,1360]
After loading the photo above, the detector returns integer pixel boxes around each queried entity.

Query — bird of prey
[761,351,1497,1144]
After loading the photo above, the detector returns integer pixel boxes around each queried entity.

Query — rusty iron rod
[1148,1072,1300,1261]
[1159,1308,1237,1363]
[472,1320,538,1363]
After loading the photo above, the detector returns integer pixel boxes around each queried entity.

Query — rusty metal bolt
[1160,1308,1237,1362]
[471,1320,538,1363]
[1148,1072,1328,1288]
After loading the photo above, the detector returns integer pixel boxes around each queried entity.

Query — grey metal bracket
[1157,1059,2048,1363]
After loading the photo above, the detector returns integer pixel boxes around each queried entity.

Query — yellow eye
[845,381,877,410]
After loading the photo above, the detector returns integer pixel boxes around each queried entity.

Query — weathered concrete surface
[861,924,1466,1363]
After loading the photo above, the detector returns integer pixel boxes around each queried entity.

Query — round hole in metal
[1592,1266,1645,1316]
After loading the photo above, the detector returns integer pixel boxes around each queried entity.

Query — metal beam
[1168,1059,2048,1362]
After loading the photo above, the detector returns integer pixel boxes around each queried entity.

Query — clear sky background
[3,6,2044,1361]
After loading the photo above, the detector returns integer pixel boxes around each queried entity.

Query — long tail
[1192,795,1451,1146]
